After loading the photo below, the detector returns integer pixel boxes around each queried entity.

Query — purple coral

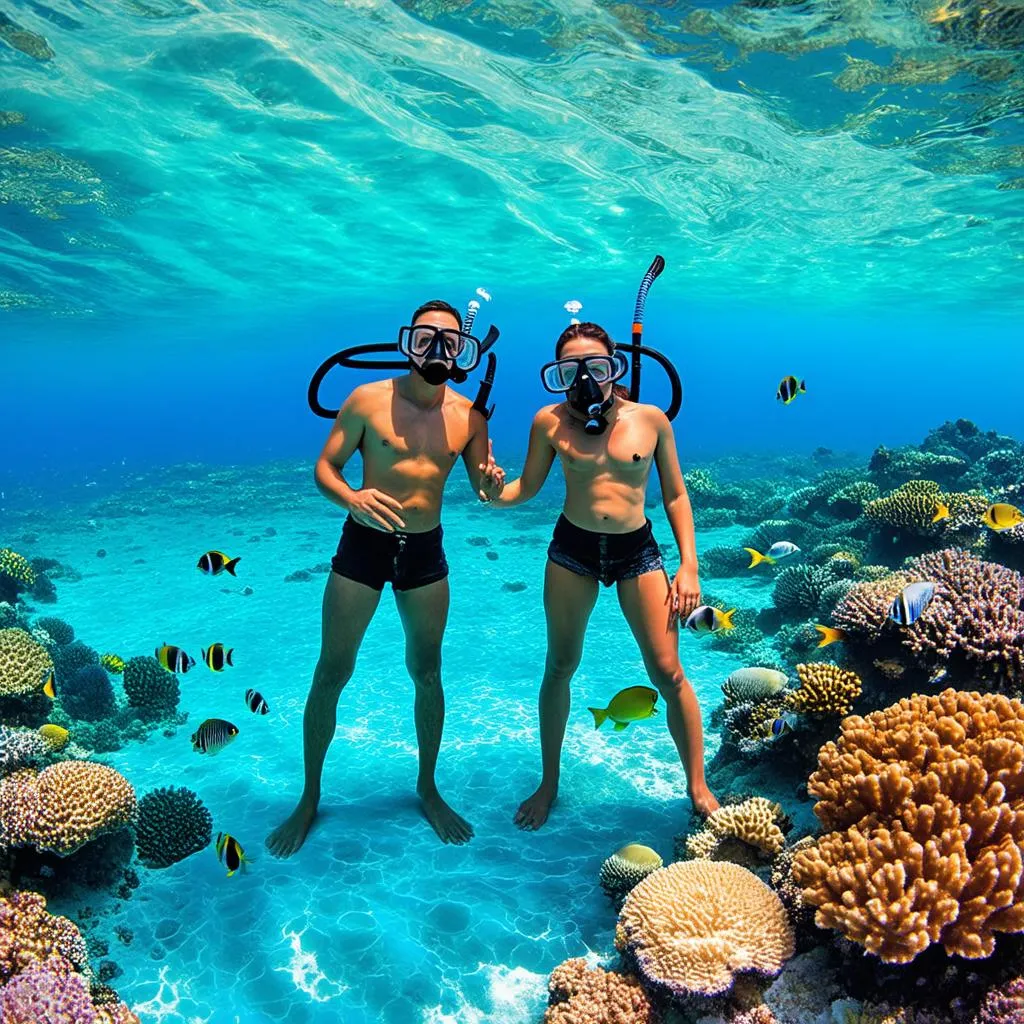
[975,977,1024,1024]
[0,955,98,1024]
[0,725,47,776]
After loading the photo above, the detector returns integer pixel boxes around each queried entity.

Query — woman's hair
[555,321,630,400]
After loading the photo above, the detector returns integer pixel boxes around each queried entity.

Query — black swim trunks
[547,514,665,587]
[331,516,448,592]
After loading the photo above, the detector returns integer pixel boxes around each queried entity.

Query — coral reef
[61,665,116,722]
[0,890,89,980]
[702,545,753,578]
[615,861,794,997]
[598,844,663,906]
[122,655,180,716]
[722,668,788,705]
[0,628,53,699]
[974,976,1024,1024]
[51,640,100,685]
[0,549,35,604]
[793,689,1024,963]
[0,760,137,855]
[134,786,213,869]
[0,725,48,775]
[773,564,845,619]
[684,796,787,860]
[34,616,74,647]
[544,958,661,1023]
[0,954,99,1022]
[783,663,862,716]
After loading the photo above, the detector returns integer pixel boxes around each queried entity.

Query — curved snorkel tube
[307,322,500,421]
[615,254,682,422]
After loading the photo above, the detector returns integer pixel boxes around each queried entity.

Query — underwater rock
[467,536,491,547]
[485,550,499,561]
[284,568,312,582]
[502,581,528,592]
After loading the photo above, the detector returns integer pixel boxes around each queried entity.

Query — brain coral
[685,797,786,860]
[0,890,88,981]
[784,663,862,716]
[122,655,179,715]
[615,861,794,997]
[0,954,98,1023]
[0,628,53,698]
[792,689,1024,963]
[61,665,116,721]
[0,760,137,855]
[598,844,663,905]
[544,958,661,1024]
[135,786,213,869]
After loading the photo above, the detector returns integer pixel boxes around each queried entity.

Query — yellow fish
[814,625,847,648]
[42,669,55,699]
[39,724,69,751]
[983,503,1024,531]
[588,686,659,732]
[216,832,250,877]
[932,501,949,523]
[100,653,126,674]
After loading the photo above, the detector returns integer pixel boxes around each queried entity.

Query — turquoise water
[3,1,1024,1021]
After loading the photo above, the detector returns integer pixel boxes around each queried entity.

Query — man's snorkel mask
[307,294,500,420]
[540,255,682,431]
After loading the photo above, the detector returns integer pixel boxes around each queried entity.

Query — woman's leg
[617,570,719,816]
[513,560,599,830]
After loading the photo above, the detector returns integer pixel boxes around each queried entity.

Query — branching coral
[773,564,843,618]
[832,572,916,637]
[0,890,88,981]
[685,797,787,860]
[135,786,213,869]
[974,976,1024,1024]
[0,760,137,855]
[615,861,794,996]
[545,958,661,1023]
[792,689,1024,963]
[598,844,663,905]
[784,663,862,716]
[0,628,53,698]
[828,481,880,517]
[0,955,98,1023]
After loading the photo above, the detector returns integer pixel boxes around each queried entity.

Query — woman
[480,321,719,829]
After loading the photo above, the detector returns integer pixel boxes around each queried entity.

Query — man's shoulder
[348,378,394,407]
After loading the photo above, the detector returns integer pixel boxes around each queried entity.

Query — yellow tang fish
[814,625,847,648]
[932,501,949,523]
[215,832,250,877]
[100,653,126,674]
[588,686,659,732]
[983,503,1024,532]
[39,724,70,751]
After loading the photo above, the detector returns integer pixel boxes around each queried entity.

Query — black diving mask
[398,324,482,385]
[540,354,628,435]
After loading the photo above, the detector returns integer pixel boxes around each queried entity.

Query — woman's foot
[266,798,317,858]
[418,784,474,845]
[514,781,558,830]
[689,784,720,818]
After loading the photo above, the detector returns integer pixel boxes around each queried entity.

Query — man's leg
[616,570,719,817]
[266,573,382,857]
[393,577,474,845]
[514,560,599,831]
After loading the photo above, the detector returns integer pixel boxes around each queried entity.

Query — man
[267,299,500,855]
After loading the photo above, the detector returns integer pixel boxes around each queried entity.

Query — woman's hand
[478,440,506,502]
[348,488,405,532]
[667,565,701,625]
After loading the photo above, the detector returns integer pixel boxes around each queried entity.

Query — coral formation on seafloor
[0,954,99,1023]
[0,724,48,775]
[122,655,180,716]
[615,861,794,997]
[134,786,213,869]
[783,663,862,716]
[34,616,74,647]
[51,640,100,685]
[0,890,89,980]
[0,549,36,603]
[0,628,54,699]
[973,976,1024,1024]
[684,796,787,860]
[61,665,116,722]
[544,958,661,1023]
[598,844,663,906]
[0,760,137,855]
[792,689,1024,963]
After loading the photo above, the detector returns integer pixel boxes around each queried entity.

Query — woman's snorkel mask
[307,292,500,419]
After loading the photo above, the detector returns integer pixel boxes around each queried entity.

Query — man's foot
[689,784,720,818]
[514,781,557,831]
[266,799,317,858]
[418,786,474,845]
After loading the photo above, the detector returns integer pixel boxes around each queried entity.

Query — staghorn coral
[0,548,35,602]
[34,616,74,647]
[0,627,53,699]
[61,665,116,721]
[599,844,663,905]
[793,689,1024,963]
[974,976,1024,1024]
[685,797,787,860]
[0,725,47,775]
[0,760,136,855]
[615,861,794,996]
[0,890,88,981]
[545,957,661,1023]
[784,663,862,716]
[135,786,213,869]
[0,955,98,1023]
[122,655,179,716]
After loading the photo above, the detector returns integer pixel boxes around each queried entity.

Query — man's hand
[478,440,506,503]
[348,488,405,532]
[666,565,701,625]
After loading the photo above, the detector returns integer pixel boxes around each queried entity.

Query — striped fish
[215,832,249,877]
[156,643,195,674]
[202,643,234,672]
[197,550,241,576]
[889,582,936,627]
[191,718,239,755]
[245,688,269,715]
[684,605,736,633]
[776,376,806,405]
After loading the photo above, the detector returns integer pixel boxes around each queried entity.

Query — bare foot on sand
[514,781,557,831]
[689,784,720,818]
[419,786,474,845]
[266,799,317,858]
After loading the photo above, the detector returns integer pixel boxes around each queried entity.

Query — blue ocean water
[2,1,1024,1022]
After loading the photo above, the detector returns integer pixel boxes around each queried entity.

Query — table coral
[615,861,794,997]
[544,958,661,1023]
[784,663,862,716]
[0,627,54,698]
[792,689,1024,963]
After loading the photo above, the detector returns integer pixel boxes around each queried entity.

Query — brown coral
[545,957,660,1024]
[616,861,794,997]
[784,663,862,716]
[685,797,786,860]
[833,572,916,636]
[0,760,136,855]
[792,689,1024,962]
[0,889,88,982]
[0,628,53,698]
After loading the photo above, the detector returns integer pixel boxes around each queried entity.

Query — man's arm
[314,387,405,531]
[461,407,492,499]
[489,408,556,508]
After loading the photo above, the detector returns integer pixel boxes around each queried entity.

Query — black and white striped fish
[889,582,936,627]
[776,375,806,405]
[156,643,195,674]
[244,689,269,715]
[191,718,239,755]
[197,550,241,576]
[202,643,234,672]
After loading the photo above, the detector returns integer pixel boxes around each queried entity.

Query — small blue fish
[889,582,936,627]
[769,712,798,740]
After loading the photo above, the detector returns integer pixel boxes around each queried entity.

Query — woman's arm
[488,408,557,509]
[652,410,700,618]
